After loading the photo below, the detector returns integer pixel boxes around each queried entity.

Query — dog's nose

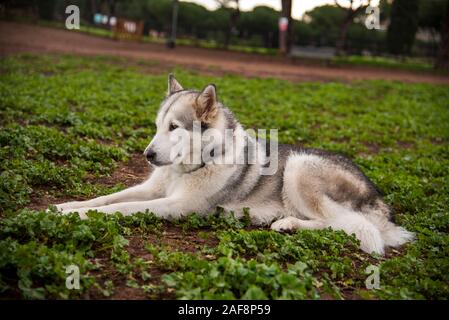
[145,149,156,162]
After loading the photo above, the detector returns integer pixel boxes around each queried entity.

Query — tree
[280,0,293,54]
[303,5,344,47]
[418,0,447,34]
[144,0,172,33]
[239,6,278,47]
[334,0,372,55]
[379,0,392,22]
[417,0,449,69]
[37,0,57,20]
[177,2,210,39]
[215,0,240,48]
[386,0,420,55]
[435,1,449,69]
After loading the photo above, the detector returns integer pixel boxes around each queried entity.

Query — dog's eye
[169,123,178,131]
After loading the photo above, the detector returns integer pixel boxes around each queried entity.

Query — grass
[0,54,448,299]
[332,55,439,74]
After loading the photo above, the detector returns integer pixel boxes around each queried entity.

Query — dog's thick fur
[54,75,414,255]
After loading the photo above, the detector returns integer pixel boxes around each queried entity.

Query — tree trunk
[108,0,115,16]
[90,0,97,22]
[387,0,420,56]
[223,14,232,48]
[435,2,449,70]
[222,1,240,49]
[280,0,293,54]
[336,13,353,56]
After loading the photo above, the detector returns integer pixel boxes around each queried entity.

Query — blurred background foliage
[2,0,448,65]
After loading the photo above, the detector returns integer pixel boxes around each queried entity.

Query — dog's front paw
[75,209,89,220]
[49,203,89,220]
[270,217,299,232]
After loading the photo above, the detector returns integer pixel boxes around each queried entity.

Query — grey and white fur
[54,75,414,255]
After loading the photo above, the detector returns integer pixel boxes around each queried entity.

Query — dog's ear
[195,84,218,123]
[167,74,183,95]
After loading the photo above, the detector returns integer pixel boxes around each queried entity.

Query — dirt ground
[1,21,449,84]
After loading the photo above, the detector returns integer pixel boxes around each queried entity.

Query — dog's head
[144,75,238,170]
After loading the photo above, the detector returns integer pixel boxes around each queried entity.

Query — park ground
[0,21,448,299]
[1,21,449,84]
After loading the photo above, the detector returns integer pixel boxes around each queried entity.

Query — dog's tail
[382,225,415,247]
[365,212,415,248]
[322,197,414,255]
[327,212,385,255]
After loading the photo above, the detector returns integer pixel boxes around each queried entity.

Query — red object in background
[279,17,289,53]
[279,17,288,32]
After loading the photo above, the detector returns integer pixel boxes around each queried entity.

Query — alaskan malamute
[54,75,414,255]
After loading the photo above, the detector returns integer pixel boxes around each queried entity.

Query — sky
[182,0,379,20]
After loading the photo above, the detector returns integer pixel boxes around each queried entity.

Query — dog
[54,75,414,255]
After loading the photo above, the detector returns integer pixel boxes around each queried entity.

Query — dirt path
[1,21,449,84]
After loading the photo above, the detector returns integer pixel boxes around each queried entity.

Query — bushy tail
[322,197,386,255]
[365,211,415,248]
[380,223,415,247]
[322,197,415,255]
[327,211,385,255]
